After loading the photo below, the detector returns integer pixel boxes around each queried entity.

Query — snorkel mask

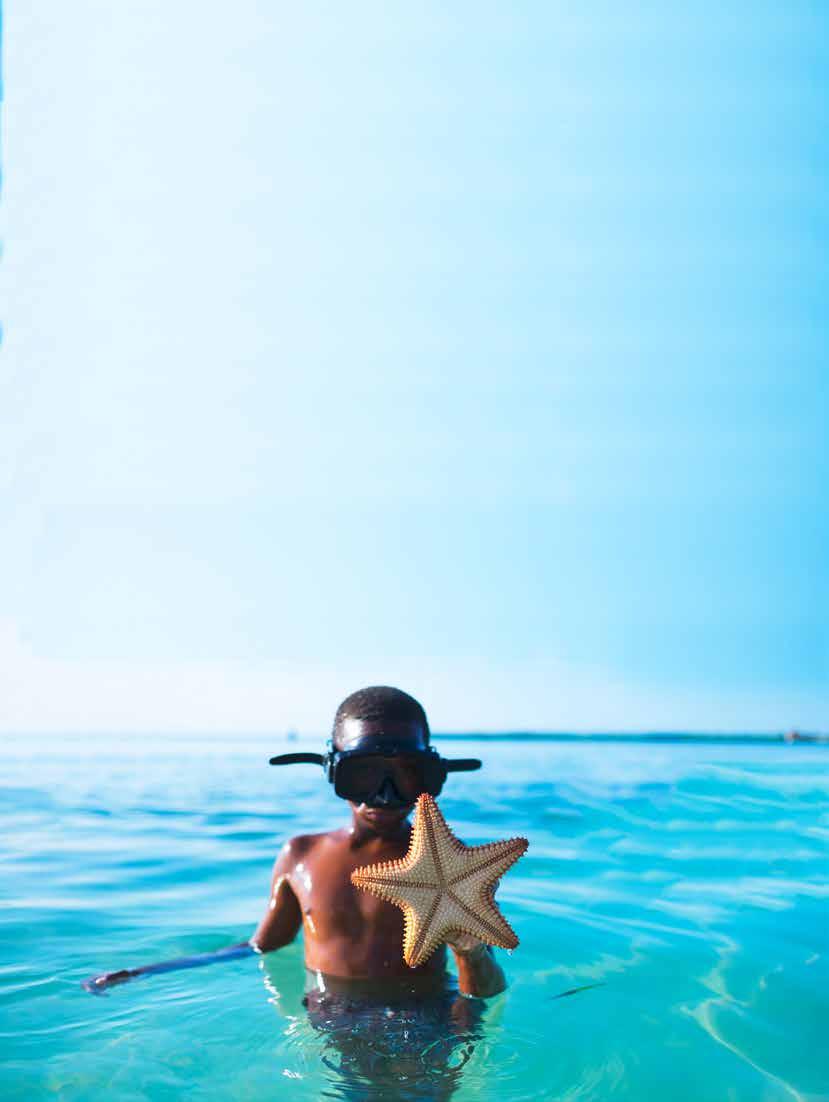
[269,740,482,807]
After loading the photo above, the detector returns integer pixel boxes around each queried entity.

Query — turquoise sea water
[2,734,827,1101]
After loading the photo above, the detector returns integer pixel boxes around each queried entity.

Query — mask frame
[269,739,481,803]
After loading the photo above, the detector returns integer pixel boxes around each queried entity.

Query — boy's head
[332,686,430,835]
[269,686,479,834]
[332,685,430,752]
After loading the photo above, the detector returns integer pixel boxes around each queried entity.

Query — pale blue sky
[1,2,827,732]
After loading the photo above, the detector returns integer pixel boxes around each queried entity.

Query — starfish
[351,793,528,968]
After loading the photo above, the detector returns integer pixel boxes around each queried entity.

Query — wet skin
[251,719,506,997]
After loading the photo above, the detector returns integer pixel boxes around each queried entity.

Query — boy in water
[84,687,497,1096]
[254,685,506,999]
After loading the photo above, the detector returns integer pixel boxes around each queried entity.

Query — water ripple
[2,737,827,1101]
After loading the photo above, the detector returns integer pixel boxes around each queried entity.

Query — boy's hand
[448,933,506,997]
[447,933,488,956]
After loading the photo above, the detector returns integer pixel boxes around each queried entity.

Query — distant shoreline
[433,731,828,745]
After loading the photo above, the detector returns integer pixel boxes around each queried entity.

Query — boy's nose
[372,777,404,807]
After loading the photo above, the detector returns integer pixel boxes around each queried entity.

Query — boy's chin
[352,804,413,831]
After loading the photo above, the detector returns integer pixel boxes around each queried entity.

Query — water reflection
[262,960,487,1100]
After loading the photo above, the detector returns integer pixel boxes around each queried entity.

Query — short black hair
[332,686,430,744]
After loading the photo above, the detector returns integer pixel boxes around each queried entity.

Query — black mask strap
[268,752,326,766]
[444,758,482,772]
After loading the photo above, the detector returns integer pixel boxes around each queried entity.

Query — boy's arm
[82,842,303,993]
[250,841,303,953]
[449,936,507,998]
[83,942,254,993]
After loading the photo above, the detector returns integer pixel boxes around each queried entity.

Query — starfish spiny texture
[351,793,529,968]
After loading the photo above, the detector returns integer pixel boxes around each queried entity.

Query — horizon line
[1,729,826,744]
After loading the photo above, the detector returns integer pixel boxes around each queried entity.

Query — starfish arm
[448,837,528,886]
[417,796,470,874]
[449,872,521,949]
[402,889,446,967]
[350,864,438,911]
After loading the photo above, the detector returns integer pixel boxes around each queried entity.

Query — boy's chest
[289,852,404,938]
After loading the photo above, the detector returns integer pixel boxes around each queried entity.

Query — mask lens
[336,756,389,802]
[389,755,443,800]
[335,753,445,802]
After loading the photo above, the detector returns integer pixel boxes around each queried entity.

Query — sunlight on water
[1,736,827,1100]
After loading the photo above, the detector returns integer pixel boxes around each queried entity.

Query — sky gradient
[2,2,827,733]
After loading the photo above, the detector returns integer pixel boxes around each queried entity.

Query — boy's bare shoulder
[277,828,349,861]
